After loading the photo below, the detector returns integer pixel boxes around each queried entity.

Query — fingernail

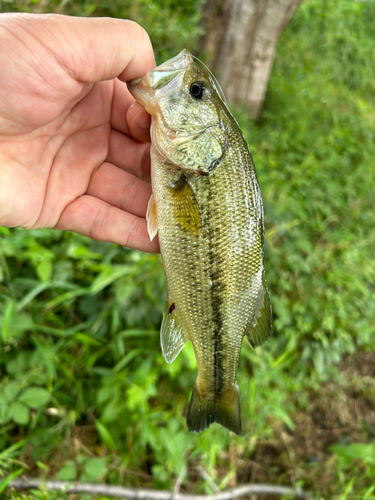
[133,107,151,130]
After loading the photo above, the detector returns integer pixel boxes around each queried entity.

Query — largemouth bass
[128,50,272,435]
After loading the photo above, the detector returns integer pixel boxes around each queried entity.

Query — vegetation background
[0,0,375,498]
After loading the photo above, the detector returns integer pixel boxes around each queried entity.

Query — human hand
[0,13,159,252]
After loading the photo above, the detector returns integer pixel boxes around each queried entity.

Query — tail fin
[186,383,241,435]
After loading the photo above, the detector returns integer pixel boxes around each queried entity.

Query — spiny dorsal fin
[146,193,158,241]
[245,269,272,348]
[160,299,188,363]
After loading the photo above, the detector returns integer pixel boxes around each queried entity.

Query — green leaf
[9,402,29,425]
[271,405,296,431]
[3,381,21,403]
[36,461,49,472]
[0,440,25,459]
[90,265,132,294]
[95,420,116,451]
[81,457,107,482]
[57,461,77,481]
[332,443,375,465]
[1,299,15,341]
[0,468,24,494]
[19,387,50,409]
[16,283,51,310]
[36,259,53,283]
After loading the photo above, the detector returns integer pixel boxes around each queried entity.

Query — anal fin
[160,299,187,363]
[146,193,158,241]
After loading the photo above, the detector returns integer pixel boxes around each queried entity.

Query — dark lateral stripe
[206,177,225,396]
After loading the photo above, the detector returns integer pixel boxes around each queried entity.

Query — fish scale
[128,49,272,434]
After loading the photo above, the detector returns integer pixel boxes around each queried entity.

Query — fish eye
[190,81,205,99]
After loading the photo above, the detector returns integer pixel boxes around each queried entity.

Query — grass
[1,0,375,498]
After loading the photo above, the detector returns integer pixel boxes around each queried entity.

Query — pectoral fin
[245,270,272,348]
[160,299,187,363]
[146,193,158,241]
[169,174,202,234]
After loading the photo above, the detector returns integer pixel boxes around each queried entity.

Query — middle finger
[87,161,152,218]
[106,128,151,183]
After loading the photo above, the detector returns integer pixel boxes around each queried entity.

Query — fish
[128,49,272,435]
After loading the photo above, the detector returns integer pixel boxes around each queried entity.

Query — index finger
[28,14,156,83]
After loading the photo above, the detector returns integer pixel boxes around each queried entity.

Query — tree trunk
[199,0,302,119]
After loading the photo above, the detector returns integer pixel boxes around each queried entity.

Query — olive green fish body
[128,50,272,434]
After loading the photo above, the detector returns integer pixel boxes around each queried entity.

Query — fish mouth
[127,49,193,115]
[127,76,156,114]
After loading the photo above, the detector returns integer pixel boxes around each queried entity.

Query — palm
[0,14,158,252]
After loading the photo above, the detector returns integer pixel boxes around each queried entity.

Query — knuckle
[125,20,154,56]
[121,174,138,210]
[123,217,139,249]
[89,203,111,241]
[141,144,151,181]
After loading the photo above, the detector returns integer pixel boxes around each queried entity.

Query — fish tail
[186,383,241,435]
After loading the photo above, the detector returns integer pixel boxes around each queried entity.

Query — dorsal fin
[245,269,272,348]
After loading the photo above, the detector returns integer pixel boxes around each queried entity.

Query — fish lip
[128,77,142,86]
[127,49,193,114]
[127,76,156,114]
[127,76,149,96]
[154,49,192,73]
